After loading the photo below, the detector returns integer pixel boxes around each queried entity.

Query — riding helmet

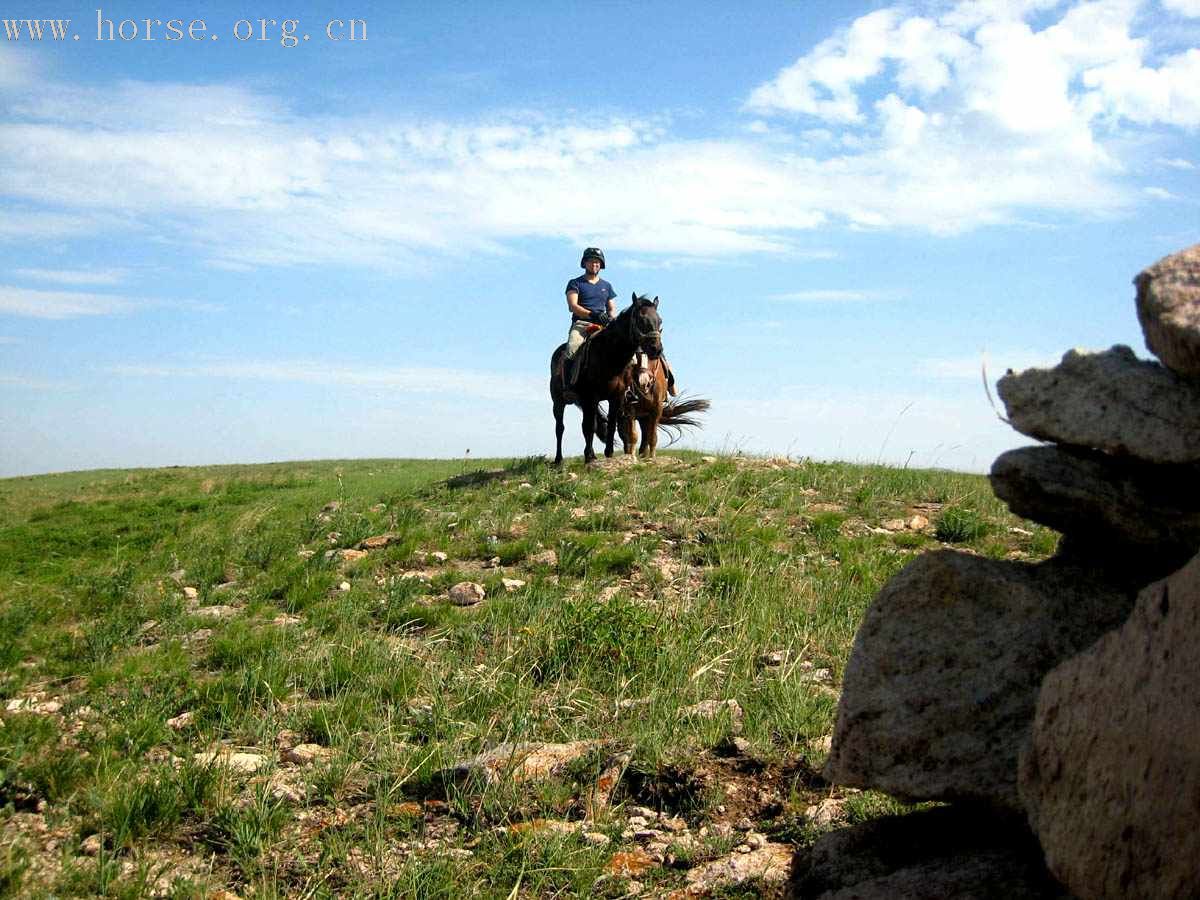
[580,247,606,269]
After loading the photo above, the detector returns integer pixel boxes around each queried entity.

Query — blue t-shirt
[566,276,617,320]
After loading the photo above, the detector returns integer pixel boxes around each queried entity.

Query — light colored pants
[565,320,592,359]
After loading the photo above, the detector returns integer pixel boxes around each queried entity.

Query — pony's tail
[657,395,711,445]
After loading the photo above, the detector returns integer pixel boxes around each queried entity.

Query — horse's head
[627,293,663,358]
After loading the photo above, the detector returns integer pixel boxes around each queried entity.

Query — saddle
[561,322,604,400]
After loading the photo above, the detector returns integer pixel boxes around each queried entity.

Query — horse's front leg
[581,400,597,463]
[553,400,566,466]
[622,416,637,455]
[604,392,622,458]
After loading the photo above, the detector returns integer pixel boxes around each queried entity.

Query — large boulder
[996,345,1200,464]
[1020,552,1200,899]
[824,550,1135,809]
[990,446,1200,570]
[1135,243,1200,377]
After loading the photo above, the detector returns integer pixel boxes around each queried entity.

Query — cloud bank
[1,0,1196,273]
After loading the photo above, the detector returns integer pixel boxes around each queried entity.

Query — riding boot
[664,358,678,397]
[562,356,579,403]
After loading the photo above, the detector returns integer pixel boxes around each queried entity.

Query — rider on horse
[563,247,617,392]
[562,247,676,396]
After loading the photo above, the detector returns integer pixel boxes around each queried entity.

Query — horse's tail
[656,395,710,445]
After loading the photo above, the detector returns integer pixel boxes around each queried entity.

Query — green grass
[0,453,1057,897]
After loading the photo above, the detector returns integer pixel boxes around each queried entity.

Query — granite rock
[996,345,1200,463]
[1135,243,1200,377]
[1020,551,1200,899]
[824,550,1135,809]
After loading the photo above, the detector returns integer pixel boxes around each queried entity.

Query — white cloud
[0,286,136,319]
[742,0,1200,232]
[1144,185,1179,199]
[1162,0,1200,17]
[13,268,126,286]
[0,1,1195,271]
[1156,156,1196,168]
[106,360,545,403]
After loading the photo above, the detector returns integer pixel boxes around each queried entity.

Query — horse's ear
[631,292,637,304]
[653,296,659,308]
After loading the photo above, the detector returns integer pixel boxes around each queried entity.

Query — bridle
[627,304,662,356]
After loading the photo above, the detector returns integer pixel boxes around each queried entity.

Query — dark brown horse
[550,294,707,463]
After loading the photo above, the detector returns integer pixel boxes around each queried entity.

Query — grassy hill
[0,453,1057,898]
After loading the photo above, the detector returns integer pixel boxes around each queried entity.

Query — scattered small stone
[338,581,352,592]
[211,581,238,595]
[322,500,341,513]
[735,817,754,831]
[276,729,302,750]
[182,586,199,601]
[530,549,558,567]
[684,843,793,893]
[805,797,847,827]
[296,549,315,559]
[735,843,752,854]
[267,775,305,803]
[881,518,907,531]
[446,740,597,785]
[682,698,744,731]
[519,482,533,489]
[80,833,102,856]
[501,577,526,591]
[283,743,332,766]
[808,734,834,755]
[166,711,194,730]
[194,750,269,774]
[583,831,611,847]
[482,556,501,568]
[168,568,186,584]
[272,614,303,626]
[702,455,717,462]
[182,628,213,645]
[357,533,400,550]
[908,514,930,530]
[759,650,785,667]
[606,849,655,877]
[194,605,238,620]
[426,551,449,563]
[448,581,486,606]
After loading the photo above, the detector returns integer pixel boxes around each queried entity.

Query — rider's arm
[566,290,591,320]
[607,295,617,318]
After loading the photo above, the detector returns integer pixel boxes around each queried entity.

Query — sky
[1,0,1198,478]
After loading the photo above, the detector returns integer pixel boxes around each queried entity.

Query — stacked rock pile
[810,244,1200,899]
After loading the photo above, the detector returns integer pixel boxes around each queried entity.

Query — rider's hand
[592,310,612,326]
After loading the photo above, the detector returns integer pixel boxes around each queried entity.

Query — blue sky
[1,0,1198,477]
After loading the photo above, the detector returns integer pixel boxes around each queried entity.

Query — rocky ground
[0,452,1058,897]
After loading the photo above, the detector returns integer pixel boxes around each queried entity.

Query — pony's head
[627,293,663,358]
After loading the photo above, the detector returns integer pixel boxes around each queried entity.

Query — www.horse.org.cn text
[2,11,368,47]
